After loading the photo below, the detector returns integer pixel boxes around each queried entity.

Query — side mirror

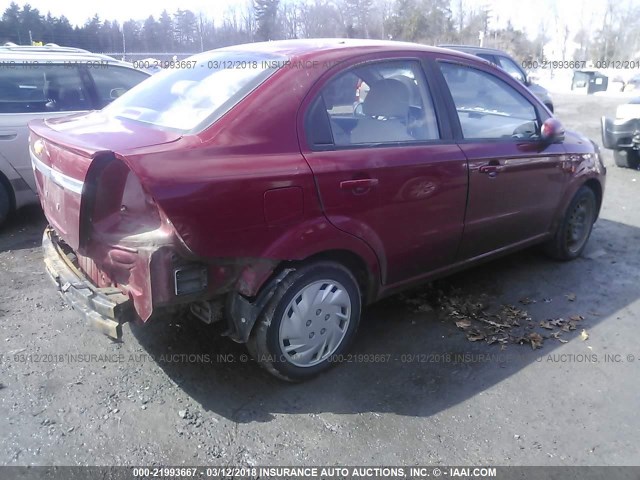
[540,118,565,144]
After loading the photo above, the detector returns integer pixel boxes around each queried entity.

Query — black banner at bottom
[0,466,636,480]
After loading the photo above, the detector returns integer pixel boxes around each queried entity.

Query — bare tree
[298,0,344,38]
[254,0,280,41]
[280,1,300,39]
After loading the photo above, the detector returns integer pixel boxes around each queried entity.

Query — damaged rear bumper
[42,227,132,340]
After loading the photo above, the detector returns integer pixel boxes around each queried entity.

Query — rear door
[0,63,92,192]
[435,59,568,259]
[299,56,468,285]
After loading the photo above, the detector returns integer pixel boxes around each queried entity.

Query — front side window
[89,66,149,108]
[0,64,90,114]
[439,62,538,140]
[316,60,440,147]
[103,51,285,132]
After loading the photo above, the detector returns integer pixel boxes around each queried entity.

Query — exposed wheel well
[286,250,377,304]
[227,249,377,344]
[584,179,603,218]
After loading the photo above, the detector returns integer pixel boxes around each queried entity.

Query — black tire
[613,149,640,169]
[545,186,597,261]
[0,182,11,228]
[247,261,362,382]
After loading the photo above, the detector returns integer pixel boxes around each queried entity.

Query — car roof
[438,44,512,57]
[0,44,135,68]
[212,38,481,61]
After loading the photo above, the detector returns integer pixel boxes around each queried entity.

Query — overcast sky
[0,0,619,40]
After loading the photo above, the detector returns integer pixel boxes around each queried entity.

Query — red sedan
[29,40,606,381]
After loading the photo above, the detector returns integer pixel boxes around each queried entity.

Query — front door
[436,61,568,259]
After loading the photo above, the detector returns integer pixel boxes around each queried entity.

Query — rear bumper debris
[42,227,132,340]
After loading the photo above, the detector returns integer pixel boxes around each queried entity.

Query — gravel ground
[1,93,639,466]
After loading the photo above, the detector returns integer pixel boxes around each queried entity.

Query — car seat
[350,78,413,143]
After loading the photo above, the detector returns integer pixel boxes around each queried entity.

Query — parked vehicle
[439,45,555,112]
[572,69,609,95]
[601,97,640,169]
[31,40,606,381]
[0,43,149,226]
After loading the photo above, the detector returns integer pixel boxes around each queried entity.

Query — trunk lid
[29,112,181,251]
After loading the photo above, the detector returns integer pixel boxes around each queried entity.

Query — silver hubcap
[279,280,351,368]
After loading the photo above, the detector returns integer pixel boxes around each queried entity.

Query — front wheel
[545,186,597,261]
[247,262,361,382]
[613,149,640,169]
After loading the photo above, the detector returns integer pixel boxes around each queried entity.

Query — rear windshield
[103,51,286,132]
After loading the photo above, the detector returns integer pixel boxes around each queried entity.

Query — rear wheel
[0,182,12,228]
[545,186,597,261]
[613,149,640,169]
[247,261,361,382]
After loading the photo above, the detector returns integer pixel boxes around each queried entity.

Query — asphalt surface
[0,93,639,467]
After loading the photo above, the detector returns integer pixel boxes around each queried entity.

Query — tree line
[0,0,638,63]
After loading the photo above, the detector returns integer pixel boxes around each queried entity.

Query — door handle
[0,131,18,140]
[478,163,504,177]
[340,178,379,191]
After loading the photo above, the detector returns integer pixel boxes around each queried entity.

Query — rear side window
[439,62,538,140]
[88,66,149,108]
[313,60,440,147]
[0,64,90,113]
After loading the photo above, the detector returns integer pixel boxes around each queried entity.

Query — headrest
[390,75,420,104]
[363,78,410,118]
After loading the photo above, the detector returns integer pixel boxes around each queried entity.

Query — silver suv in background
[601,97,640,169]
[439,45,555,113]
[0,43,149,226]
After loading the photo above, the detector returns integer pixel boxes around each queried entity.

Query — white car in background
[601,97,640,169]
[0,43,149,226]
